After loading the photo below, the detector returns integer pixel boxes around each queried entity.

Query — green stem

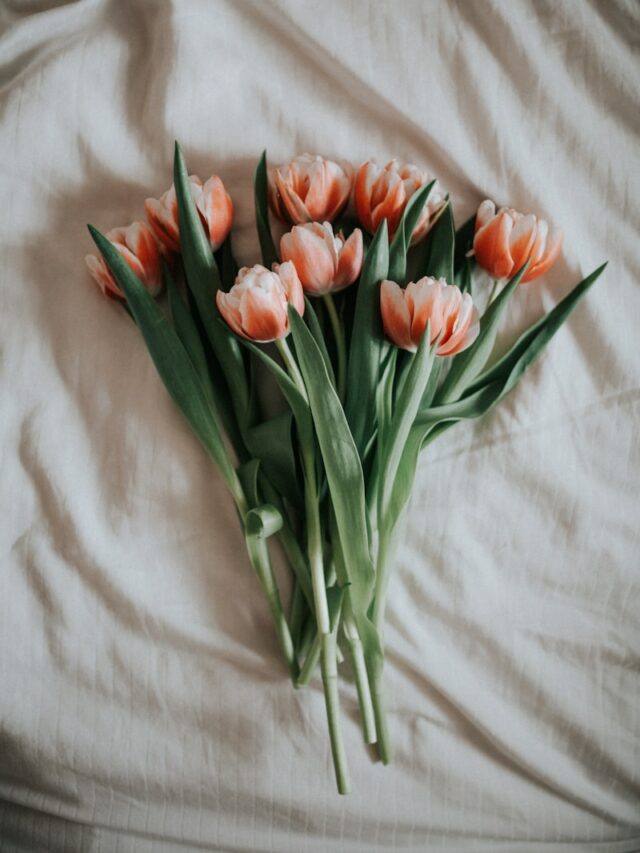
[323,292,346,402]
[321,630,352,794]
[370,672,393,764]
[275,336,351,791]
[343,605,377,744]
[296,630,321,687]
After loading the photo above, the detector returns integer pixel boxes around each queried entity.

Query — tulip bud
[216,262,305,343]
[280,222,363,296]
[473,200,563,283]
[145,174,234,253]
[85,222,163,300]
[381,277,479,356]
[355,159,446,244]
[269,154,354,224]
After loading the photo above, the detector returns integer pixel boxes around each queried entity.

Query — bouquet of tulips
[86,144,605,794]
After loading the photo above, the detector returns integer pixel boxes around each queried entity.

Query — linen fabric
[1,1,639,850]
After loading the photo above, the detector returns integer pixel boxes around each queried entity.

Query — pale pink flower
[269,154,353,224]
[85,221,162,300]
[280,222,363,296]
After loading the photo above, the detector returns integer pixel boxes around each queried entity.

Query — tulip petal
[475,200,496,232]
[508,214,536,273]
[522,228,563,283]
[240,287,288,342]
[334,228,363,291]
[276,260,305,316]
[354,162,377,232]
[381,279,415,351]
[280,225,335,294]
[275,170,310,224]
[473,210,514,279]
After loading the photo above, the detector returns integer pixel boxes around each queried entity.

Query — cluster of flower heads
[86,153,563,357]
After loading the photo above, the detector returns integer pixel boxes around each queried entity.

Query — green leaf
[453,212,476,275]
[216,233,239,290]
[288,307,384,684]
[436,260,530,403]
[417,379,503,425]
[88,226,241,499]
[378,328,436,526]
[467,262,608,398]
[245,503,284,538]
[388,180,436,283]
[415,196,455,283]
[254,150,279,268]
[241,340,315,453]
[165,262,210,384]
[174,142,250,426]
[304,297,336,389]
[245,412,301,505]
[344,219,389,458]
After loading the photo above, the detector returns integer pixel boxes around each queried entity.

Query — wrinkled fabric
[0,1,639,851]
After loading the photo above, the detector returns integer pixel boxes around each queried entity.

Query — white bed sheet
[1,0,639,850]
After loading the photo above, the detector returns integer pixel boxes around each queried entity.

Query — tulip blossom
[269,153,354,224]
[380,277,479,356]
[354,159,446,245]
[85,221,163,300]
[145,174,234,253]
[280,222,363,296]
[216,262,304,343]
[473,200,563,283]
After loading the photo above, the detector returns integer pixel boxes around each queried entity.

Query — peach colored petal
[334,228,363,291]
[508,213,537,274]
[475,200,496,233]
[473,210,514,279]
[240,287,288,342]
[380,279,415,351]
[354,162,376,232]
[275,170,311,224]
[371,178,406,238]
[280,225,335,294]
[275,260,305,316]
[85,254,121,299]
[216,290,248,339]
[522,228,563,282]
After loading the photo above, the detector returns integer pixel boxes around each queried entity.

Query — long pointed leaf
[254,150,279,268]
[436,260,530,403]
[388,180,436,283]
[344,220,389,457]
[174,142,250,425]
[416,196,455,283]
[88,226,241,500]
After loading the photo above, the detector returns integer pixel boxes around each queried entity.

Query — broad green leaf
[467,262,608,397]
[254,150,279,268]
[436,261,530,403]
[416,196,455,283]
[453,212,476,275]
[245,412,301,505]
[378,328,435,526]
[237,458,261,505]
[455,256,474,295]
[344,219,389,458]
[304,297,336,389]
[388,180,436,283]
[288,307,384,687]
[165,262,210,384]
[241,340,314,453]
[245,503,284,538]
[417,379,503,425]
[88,226,241,500]
[174,142,250,425]
[216,233,239,290]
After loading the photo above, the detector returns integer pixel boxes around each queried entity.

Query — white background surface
[1,1,639,850]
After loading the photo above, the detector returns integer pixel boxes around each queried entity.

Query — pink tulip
[473,200,563,283]
[85,221,163,300]
[380,277,479,356]
[354,159,446,244]
[216,262,305,343]
[269,154,354,224]
[279,222,363,296]
[145,174,234,253]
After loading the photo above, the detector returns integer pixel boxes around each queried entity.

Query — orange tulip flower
[85,222,162,300]
[381,277,479,356]
[269,154,354,224]
[355,159,445,244]
[216,262,305,343]
[145,174,233,253]
[473,200,563,283]
[280,222,363,296]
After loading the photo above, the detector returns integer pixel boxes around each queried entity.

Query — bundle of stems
[89,143,605,794]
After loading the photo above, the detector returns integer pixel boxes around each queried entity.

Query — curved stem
[323,292,346,402]
[321,630,352,794]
